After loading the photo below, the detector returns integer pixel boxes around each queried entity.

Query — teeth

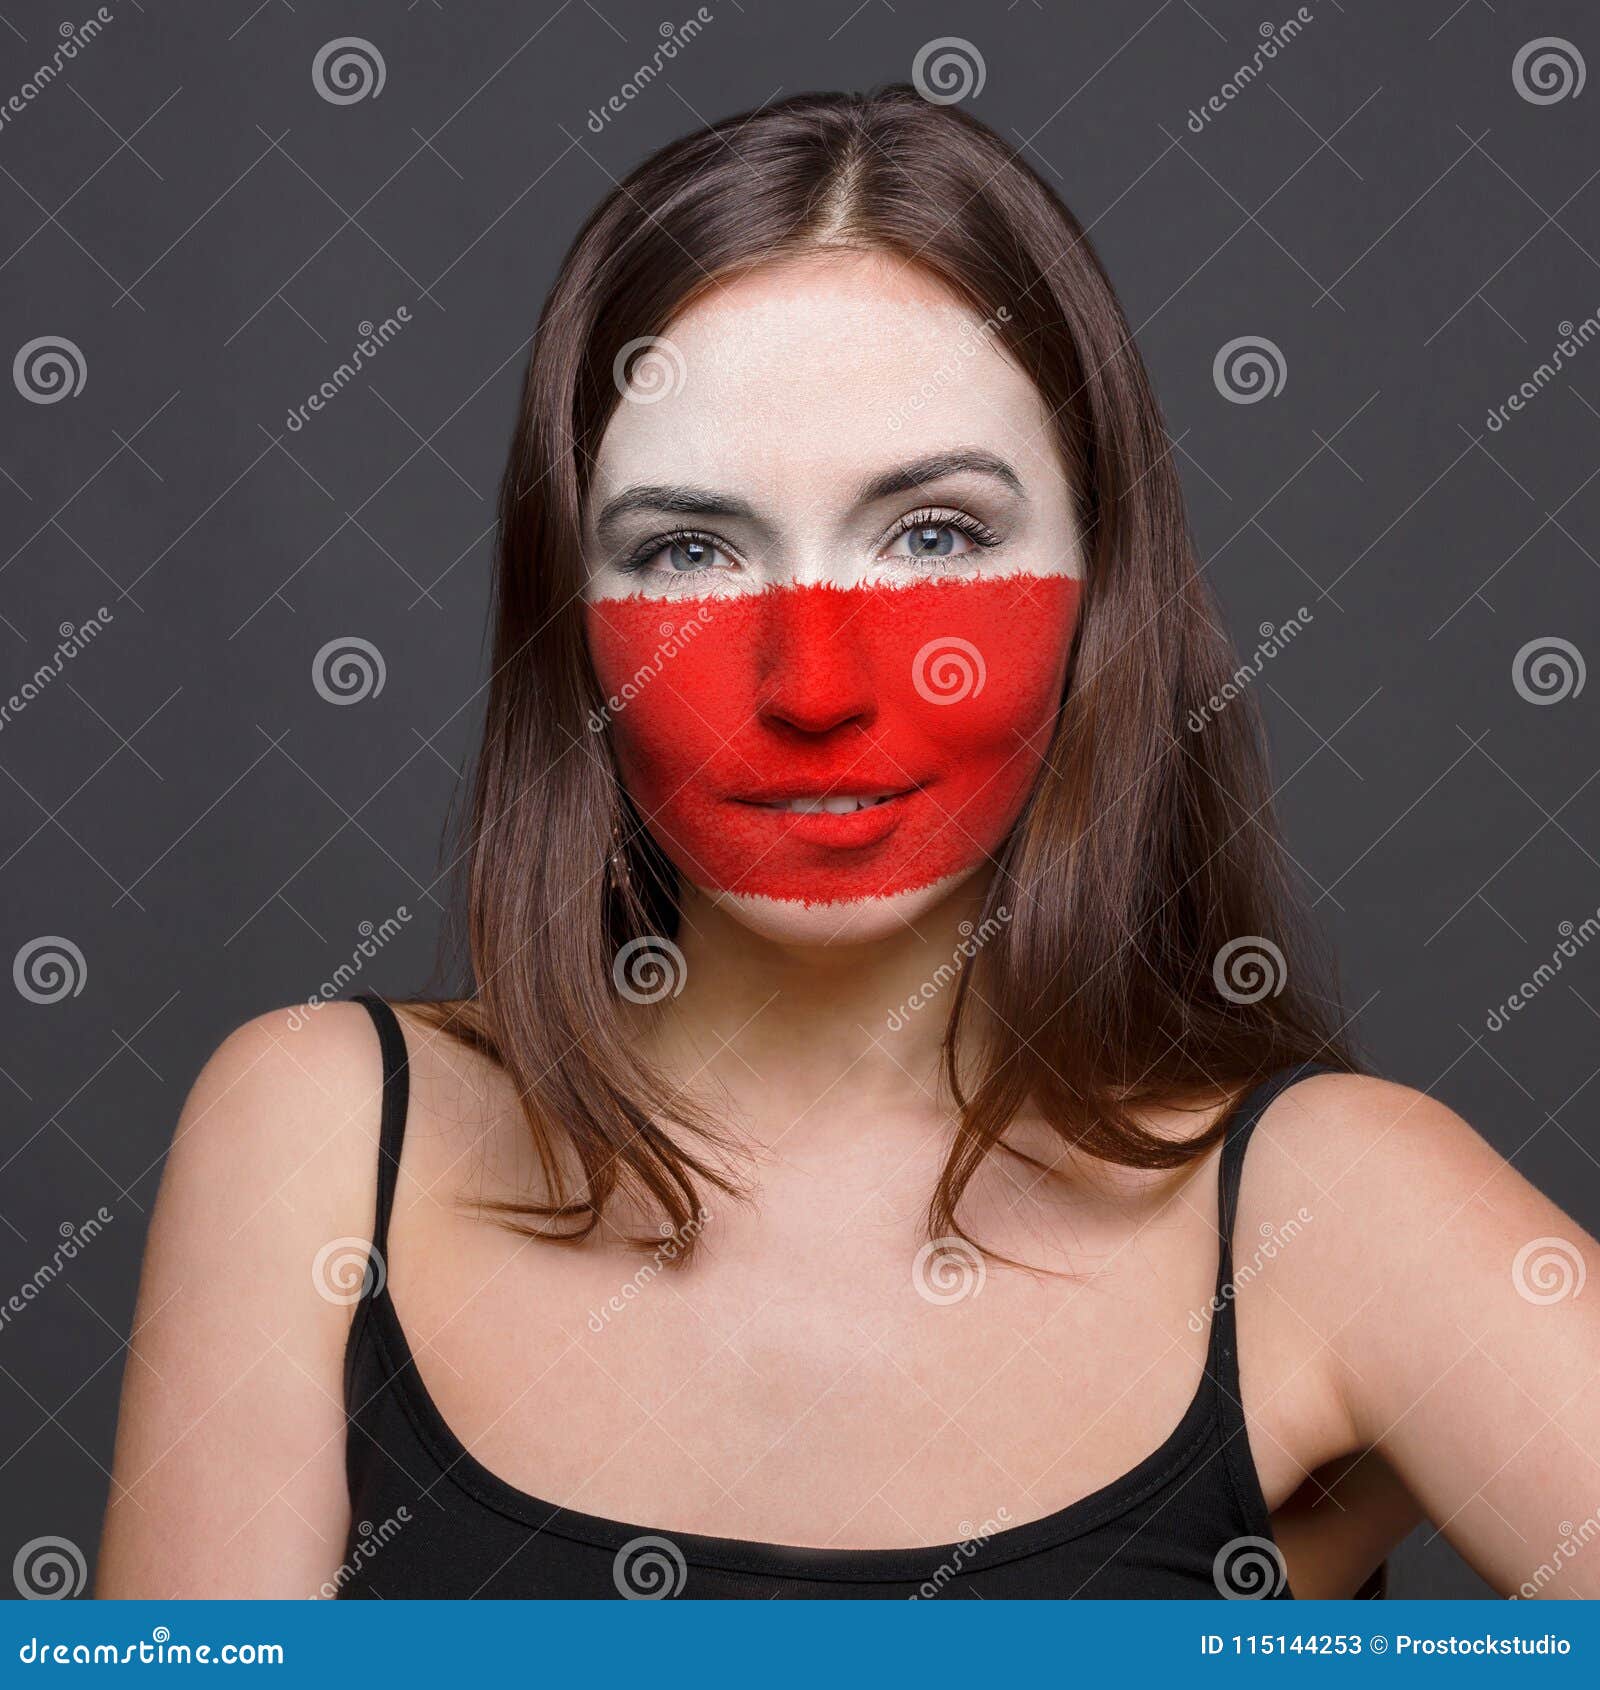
[767,794,894,814]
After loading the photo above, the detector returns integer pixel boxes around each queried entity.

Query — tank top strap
[1206,1060,1340,1533]
[1211,1060,1335,1317]
[351,992,411,1261]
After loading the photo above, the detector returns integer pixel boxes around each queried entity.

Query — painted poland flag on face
[585,571,1081,908]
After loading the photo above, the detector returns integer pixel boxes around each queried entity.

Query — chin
[701,872,975,948]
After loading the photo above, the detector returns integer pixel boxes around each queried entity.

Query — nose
[754,586,877,737]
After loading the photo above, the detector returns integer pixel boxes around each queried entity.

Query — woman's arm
[1263,1074,1600,1599]
[96,1005,381,1598]
[1270,1449,1423,1597]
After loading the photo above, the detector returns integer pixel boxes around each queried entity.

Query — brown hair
[410,86,1352,1257]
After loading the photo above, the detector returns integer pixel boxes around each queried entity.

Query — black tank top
[338,992,1385,1599]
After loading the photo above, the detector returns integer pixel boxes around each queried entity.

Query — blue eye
[881,509,999,564]
[900,524,966,558]
[621,530,729,578]
[664,537,713,572]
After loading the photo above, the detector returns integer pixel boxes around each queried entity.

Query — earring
[608,814,632,895]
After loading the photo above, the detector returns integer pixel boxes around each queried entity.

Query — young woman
[99,88,1598,1600]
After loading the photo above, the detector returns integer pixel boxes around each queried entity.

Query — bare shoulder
[1239,1070,1535,1246]
[161,1000,390,1226]
[100,1000,395,1595]
[1237,1069,1595,1386]
[132,1000,401,1335]
[1232,1071,1600,1595]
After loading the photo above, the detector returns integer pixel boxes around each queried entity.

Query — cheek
[587,575,1079,904]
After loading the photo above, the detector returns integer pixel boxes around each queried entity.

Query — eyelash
[617,508,1002,576]
[617,527,721,576]
[882,507,1002,560]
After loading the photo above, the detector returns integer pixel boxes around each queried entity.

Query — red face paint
[586,574,1080,905]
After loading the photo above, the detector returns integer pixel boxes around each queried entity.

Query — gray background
[2,0,1597,1601]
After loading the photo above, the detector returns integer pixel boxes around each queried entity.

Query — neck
[642,874,1000,1132]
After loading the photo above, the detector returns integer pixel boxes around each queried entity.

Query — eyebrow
[592,484,758,541]
[591,450,1026,543]
[856,450,1025,505]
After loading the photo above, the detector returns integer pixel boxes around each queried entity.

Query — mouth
[744,790,905,815]
[727,784,923,849]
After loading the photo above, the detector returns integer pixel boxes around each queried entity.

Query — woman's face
[583,251,1084,946]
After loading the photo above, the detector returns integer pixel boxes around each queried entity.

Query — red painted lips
[585,572,1080,905]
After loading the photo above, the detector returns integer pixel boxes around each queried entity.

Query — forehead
[589,252,1059,507]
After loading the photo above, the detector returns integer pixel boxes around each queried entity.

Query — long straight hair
[410,86,1352,1257]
